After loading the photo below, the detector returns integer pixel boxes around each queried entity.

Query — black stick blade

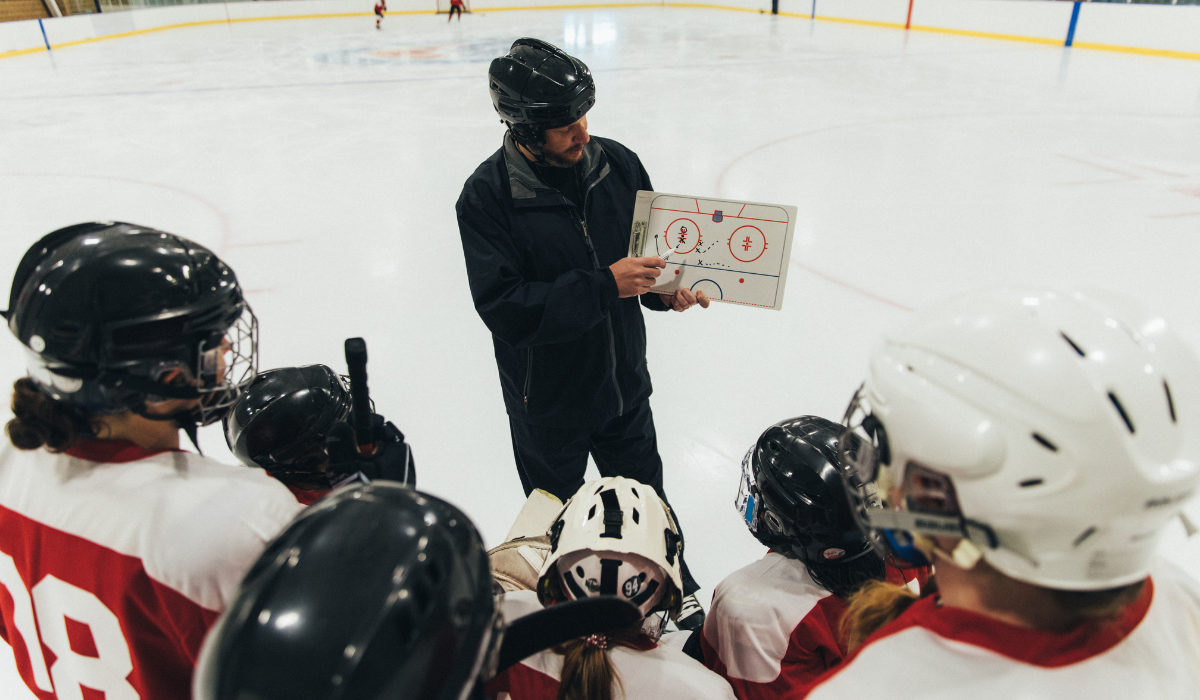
[495,597,640,673]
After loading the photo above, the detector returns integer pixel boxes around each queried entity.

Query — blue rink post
[1065,1,1081,48]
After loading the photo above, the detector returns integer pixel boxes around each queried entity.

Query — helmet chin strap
[509,124,549,165]
[131,404,203,455]
[912,532,984,570]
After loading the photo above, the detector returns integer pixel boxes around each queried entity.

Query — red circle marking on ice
[665,218,701,255]
[728,225,766,263]
[675,270,680,275]
[739,278,744,283]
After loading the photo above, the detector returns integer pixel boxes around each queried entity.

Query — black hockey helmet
[488,38,595,147]
[224,365,352,478]
[194,482,503,700]
[737,416,874,565]
[3,222,257,428]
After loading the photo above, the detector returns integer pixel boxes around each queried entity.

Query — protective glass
[735,447,760,534]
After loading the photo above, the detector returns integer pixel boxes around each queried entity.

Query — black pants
[447,5,462,18]
[508,400,699,595]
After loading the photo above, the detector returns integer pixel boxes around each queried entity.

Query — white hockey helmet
[839,287,1200,590]
[537,477,685,619]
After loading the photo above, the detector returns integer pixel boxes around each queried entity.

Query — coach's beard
[540,142,585,168]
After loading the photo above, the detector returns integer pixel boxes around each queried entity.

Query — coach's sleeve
[457,185,615,349]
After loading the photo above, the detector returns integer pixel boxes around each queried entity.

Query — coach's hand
[660,288,710,312]
[610,256,665,297]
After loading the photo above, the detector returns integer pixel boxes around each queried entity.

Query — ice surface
[1,6,1200,697]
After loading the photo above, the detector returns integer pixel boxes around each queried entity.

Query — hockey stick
[344,338,375,455]
[495,597,641,673]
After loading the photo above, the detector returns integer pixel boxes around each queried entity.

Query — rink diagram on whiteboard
[627,192,797,310]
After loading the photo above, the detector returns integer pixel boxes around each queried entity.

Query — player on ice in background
[224,364,415,505]
[699,416,927,700]
[806,287,1200,699]
[457,36,709,631]
[194,480,645,700]
[447,0,463,21]
[486,476,737,700]
[0,222,304,700]
[374,0,385,29]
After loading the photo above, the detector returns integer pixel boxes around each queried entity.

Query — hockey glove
[325,414,416,486]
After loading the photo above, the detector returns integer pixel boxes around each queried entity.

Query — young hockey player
[374,0,385,29]
[700,416,927,700]
[223,364,415,504]
[808,287,1200,698]
[0,222,304,700]
[195,481,644,700]
[447,0,463,21]
[486,476,737,700]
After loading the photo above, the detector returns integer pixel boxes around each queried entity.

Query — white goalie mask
[537,477,685,620]
[838,287,1200,590]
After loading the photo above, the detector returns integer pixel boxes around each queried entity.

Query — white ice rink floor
[2,5,1200,695]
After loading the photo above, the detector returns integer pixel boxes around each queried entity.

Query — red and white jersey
[374,1,385,13]
[0,439,304,700]
[700,552,926,700]
[486,591,737,700]
[806,559,1200,700]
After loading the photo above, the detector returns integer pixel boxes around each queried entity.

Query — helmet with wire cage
[838,286,1200,590]
[3,222,257,427]
[737,416,874,566]
[537,477,684,621]
[488,38,595,148]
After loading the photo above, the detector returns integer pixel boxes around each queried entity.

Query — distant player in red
[448,0,463,22]
[701,416,928,700]
[0,222,303,700]
[375,0,385,29]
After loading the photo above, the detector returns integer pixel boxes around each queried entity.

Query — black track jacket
[456,133,668,429]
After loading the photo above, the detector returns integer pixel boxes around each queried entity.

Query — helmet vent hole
[631,487,639,499]
[632,508,639,524]
[1060,332,1087,358]
[588,505,596,520]
[1031,433,1057,452]
[1073,526,1098,548]
[1019,478,1044,488]
[1164,380,1177,423]
[1108,392,1136,434]
[769,441,780,453]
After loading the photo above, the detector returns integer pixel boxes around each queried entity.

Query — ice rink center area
[1,0,1200,695]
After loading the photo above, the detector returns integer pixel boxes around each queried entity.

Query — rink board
[628,191,797,311]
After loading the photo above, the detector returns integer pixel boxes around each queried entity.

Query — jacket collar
[502,132,610,208]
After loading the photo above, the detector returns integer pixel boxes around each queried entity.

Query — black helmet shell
[749,416,873,564]
[224,365,352,474]
[4,222,253,420]
[488,38,595,138]
[194,482,502,700]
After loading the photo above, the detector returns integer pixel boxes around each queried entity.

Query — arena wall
[2,0,1198,60]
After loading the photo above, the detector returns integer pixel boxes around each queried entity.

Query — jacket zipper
[578,217,625,418]
[523,347,534,412]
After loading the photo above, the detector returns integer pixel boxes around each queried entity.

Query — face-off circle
[728,225,766,263]
[665,218,701,255]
